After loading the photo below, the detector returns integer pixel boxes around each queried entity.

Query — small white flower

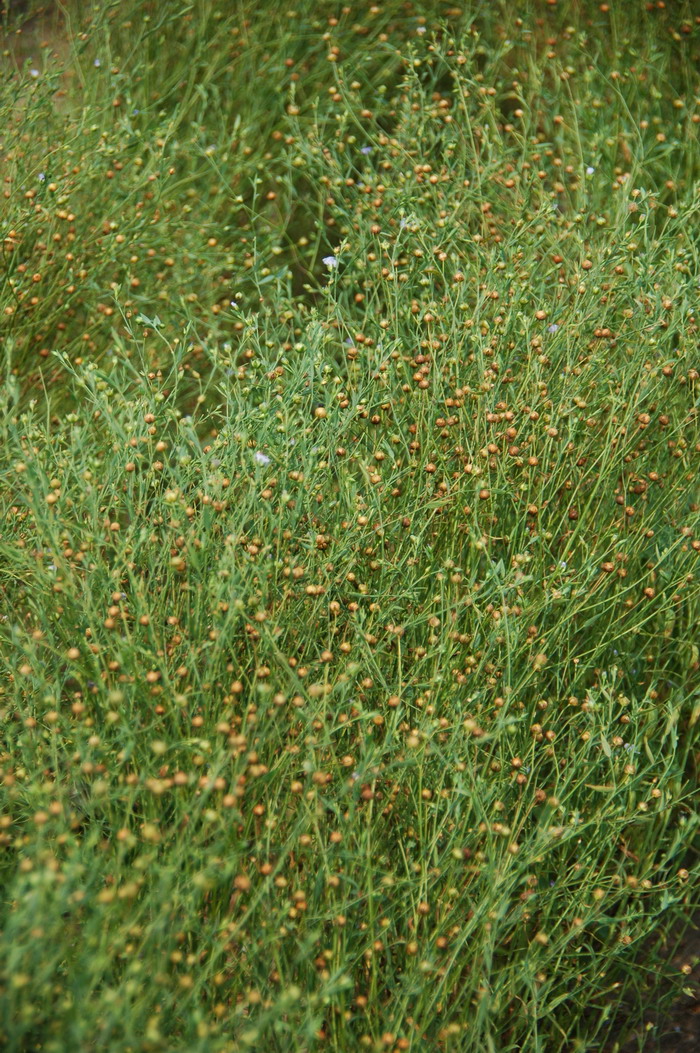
[322,255,338,268]
[416,25,426,34]
[29,69,40,78]
[38,172,45,182]
[230,301,238,309]
[586,166,595,175]
[548,323,559,333]
[254,451,271,466]
[94,59,101,68]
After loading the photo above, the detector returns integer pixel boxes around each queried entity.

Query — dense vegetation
[0,1,698,1050]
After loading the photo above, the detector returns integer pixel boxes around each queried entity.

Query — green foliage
[0,1,698,1051]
